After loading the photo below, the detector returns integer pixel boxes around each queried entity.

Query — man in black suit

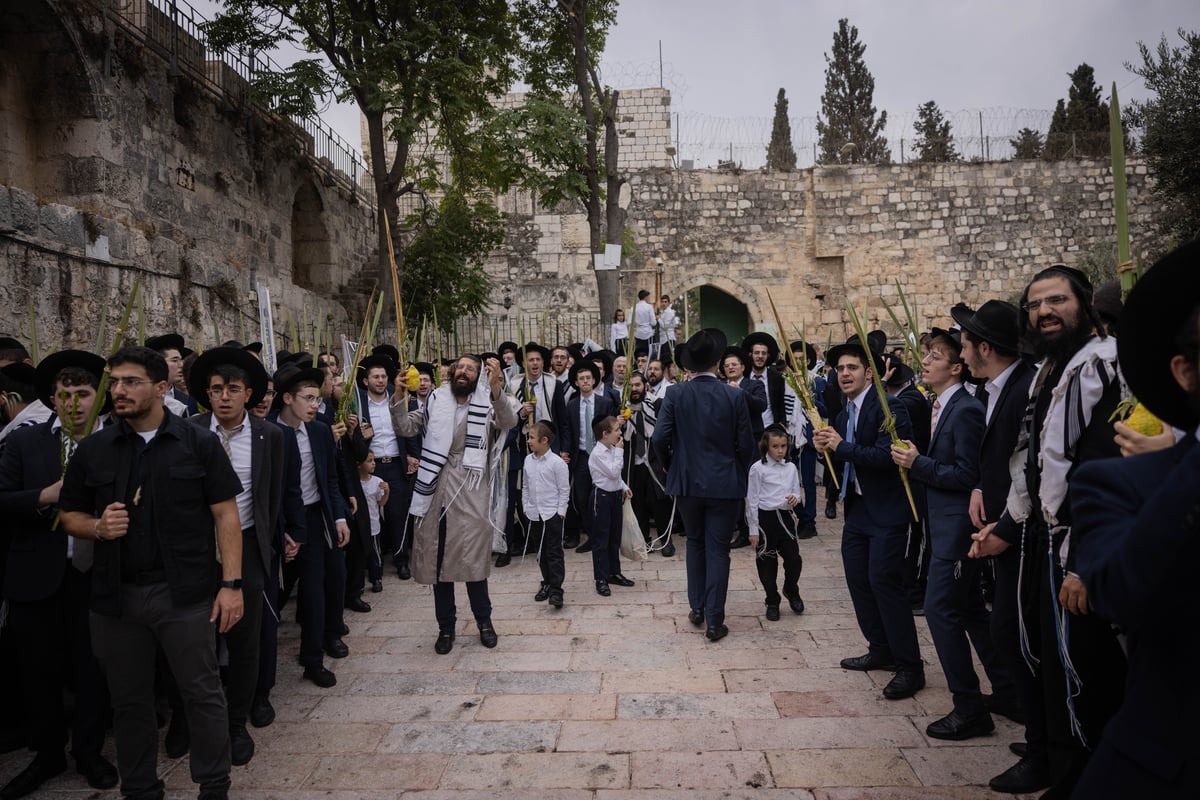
[722,346,768,548]
[653,329,757,642]
[146,333,198,416]
[814,339,923,700]
[956,300,1046,793]
[1069,240,1200,799]
[883,356,931,611]
[561,361,616,557]
[0,350,118,798]
[623,372,675,557]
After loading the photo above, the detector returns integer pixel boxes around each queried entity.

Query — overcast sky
[189,0,1197,167]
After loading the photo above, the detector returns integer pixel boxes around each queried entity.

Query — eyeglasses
[208,385,246,397]
[1021,294,1071,313]
[294,394,321,406]
[922,351,952,363]
[110,377,155,389]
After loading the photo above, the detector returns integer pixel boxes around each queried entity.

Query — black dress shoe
[608,573,635,587]
[595,580,611,596]
[324,638,349,659]
[824,498,837,519]
[339,622,350,636]
[495,552,511,567]
[798,525,818,539]
[765,605,781,621]
[434,632,455,655]
[75,752,118,790]
[229,724,256,766]
[705,624,729,642]
[478,622,498,648]
[688,608,704,627]
[563,535,580,549]
[165,712,190,758]
[371,579,383,593]
[839,652,897,671]
[534,583,550,601]
[989,756,1052,794]
[250,693,275,728]
[575,538,593,553]
[1009,742,1027,758]
[925,709,995,740]
[661,542,676,557]
[548,593,563,609]
[397,563,412,580]
[346,596,372,613]
[984,692,1026,725]
[0,754,67,800]
[882,669,926,699]
[303,665,337,688]
[787,596,806,614]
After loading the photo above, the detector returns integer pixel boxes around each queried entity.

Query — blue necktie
[841,401,857,500]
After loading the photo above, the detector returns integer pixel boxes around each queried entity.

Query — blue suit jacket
[1070,436,1198,786]
[652,374,756,500]
[833,389,915,529]
[736,376,767,439]
[562,392,617,458]
[907,386,984,559]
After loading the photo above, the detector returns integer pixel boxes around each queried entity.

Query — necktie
[930,399,942,433]
[584,398,594,451]
[841,401,857,500]
[219,424,244,460]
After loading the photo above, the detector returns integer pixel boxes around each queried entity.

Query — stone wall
[0,0,377,353]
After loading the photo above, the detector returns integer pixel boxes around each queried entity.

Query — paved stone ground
[3,513,1039,799]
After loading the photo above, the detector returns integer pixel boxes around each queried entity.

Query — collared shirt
[634,300,656,340]
[659,306,677,342]
[294,422,319,506]
[578,393,596,452]
[746,455,803,531]
[210,412,254,529]
[522,450,570,521]
[932,382,964,431]
[588,441,628,493]
[843,391,868,495]
[361,474,386,536]
[750,369,774,426]
[984,359,1021,425]
[368,395,400,457]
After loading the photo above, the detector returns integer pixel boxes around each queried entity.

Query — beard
[1031,310,1095,365]
[630,389,644,404]
[450,373,478,398]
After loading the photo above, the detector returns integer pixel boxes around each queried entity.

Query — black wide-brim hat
[826,339,885,375]
[1117,240,1200,430]
[522,342,552,365]
[722,345,749,371]
[190,347,270,408]
[146,332,193,358]
[371,344,401,365]
[741,331,779,362]
[588,348,616,378]
[568,360,601,389]
[951,300,1020,353]
[680,328,728,371]
[928,327,962,352]
[271,363,327,409]
[357,353,398,384]
[882,353,915,388]
[788,340,818,369]
[33,350,107,410]
[413,361,436,378]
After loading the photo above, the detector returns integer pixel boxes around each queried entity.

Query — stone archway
[669,271,762,343]
[291,180,332,292]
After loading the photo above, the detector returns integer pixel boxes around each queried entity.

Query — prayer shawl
[410,379,495,519]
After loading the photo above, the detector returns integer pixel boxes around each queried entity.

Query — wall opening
[291,181,331,292]
[696,285,751,344]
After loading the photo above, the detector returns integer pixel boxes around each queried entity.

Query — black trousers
[223,528,265,728]
[532,516,565,592]
[91,583,230,798]
[589,487,624,581]
[570,451,594,538]
[629,463,672,544]
[432,515,491,633]
[374,459,412,569]
[754,508,803,607]
[991,545,1047,759]
[296,504,346,668]
[256,550,280,697]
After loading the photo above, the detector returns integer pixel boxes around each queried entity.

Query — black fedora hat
[884,356,916,389]
[521,342,552,365]
[741,331,780,363]
[588,348,616,378]
[928,327,962,352]
[34,349,107,410]
[146,332,193,358]
[271,363,326,409]
[722,345,750,371]
[788,340,818,370]
[190,347,270,407]
[413,361,436,378]
[568,360,601,389]
[826,338,885,374]
[357,353,398,384]
[371,344,401,365]
[951,300,1020,353]
[1117,240,1200,430]
[680,328,728,371]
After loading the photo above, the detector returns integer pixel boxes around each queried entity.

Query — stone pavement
[3,513,1040,799]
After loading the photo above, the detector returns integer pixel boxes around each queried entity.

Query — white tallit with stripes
[409,379,493,519]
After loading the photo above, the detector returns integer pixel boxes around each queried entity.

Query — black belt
[376,456,399,464]
[122,569,166,586]
[305,502,322,511]
[242,525,257,536]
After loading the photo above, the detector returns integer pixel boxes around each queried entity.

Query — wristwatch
[219,579,243,590]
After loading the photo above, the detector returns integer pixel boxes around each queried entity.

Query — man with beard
[971,265,1125,798]
[59,346,244,800]
[356,356,414,580]
[643,358,671,402]
[623,372,676,557]
[389,355,518,654]
[550,346,572,387]
[1068,240,1200,799]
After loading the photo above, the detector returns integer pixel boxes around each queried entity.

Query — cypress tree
[766,88,798,171]
[816,18,890,164]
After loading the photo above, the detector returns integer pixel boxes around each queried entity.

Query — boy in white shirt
[747,425,806,621]
[522,421,570,608]
[588,415,633,596]
[358,451,390,593]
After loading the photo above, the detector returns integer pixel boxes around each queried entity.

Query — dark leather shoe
[798,525,818,539]
[75,752,118,790]
[608,573,635,587]
[324,638,349,659]
[165,712,190,758]
[765,605,781,621]
[575,538,593,553]
[339,622,350,636]
[926,709,995,740]
[705,624,729,642]
[434,632,455,655]
[302,665,337,688]
[839,652,897,671]
[494,552,511,568]
[563,535,580,549]
[346,596,372,613]
[534,583,550,601]
[788,596,806,614]
[371,579,383,593]
[688,608,704,627]
[249,693,275,728]
[984,692,1026,725]
[229,724,255,766]
[397,563,412,580]
[595,580,611,596]
[0,754,67,800]
[882,669,926,699]
[824,498,837,519]
[1009,742,1027,758]
[478,622,498,648]
[661,542,676,557]
[548,593,563,609]
[989,756,1052,794]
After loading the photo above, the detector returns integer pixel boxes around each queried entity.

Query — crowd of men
[0,244,1198,800]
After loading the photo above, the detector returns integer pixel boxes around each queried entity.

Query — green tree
[912,100,958,162]
[1045,63,1110,158]
[1126,29,1200,242]
[1010,127,1045,159]
[766,88,798,171]
[816,18,890,164]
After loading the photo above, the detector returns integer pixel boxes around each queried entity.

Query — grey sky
[189,0,1197,167]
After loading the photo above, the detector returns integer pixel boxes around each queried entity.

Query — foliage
[1010,127,1045,159]
[1045,63,1110,159]
[911,100,958,162]
[766,88,798,171]
[1126,29,1200,242]
[816,18,890,164]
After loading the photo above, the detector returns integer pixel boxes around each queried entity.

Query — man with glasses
[146,333,198,416]
[59,346,244,800]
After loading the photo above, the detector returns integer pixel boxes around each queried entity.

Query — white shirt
[610,321,629,351]
[658,306,677,342]
[210,412,254,530]
[750,369,774,426]
[983,359,1021,426]
[368,395,400,457]
[0,400,53,444]
[577,393,597,452]
[360,475,386,536]
[634,300,656,340]
[295,422,319,506]
[522,450,570,521]
[843,391,868,495]
[588,441,629,493]
[746,456,803,531]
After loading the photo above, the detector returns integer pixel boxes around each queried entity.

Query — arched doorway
[690,284,751,344]
[291,181,331,292]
